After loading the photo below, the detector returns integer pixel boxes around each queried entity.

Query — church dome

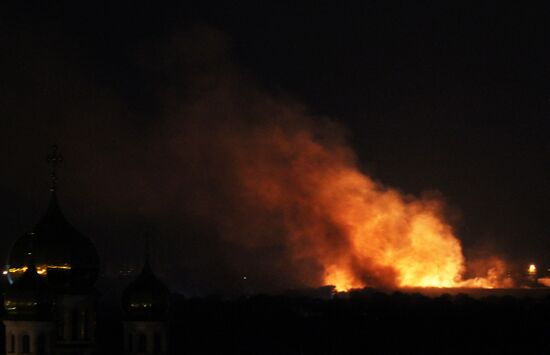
[4,259,54,320]
[7,193,99,292]
[121,256,170,321]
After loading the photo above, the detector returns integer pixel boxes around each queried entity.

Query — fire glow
[221,124,509,292]
[164,57,510,292]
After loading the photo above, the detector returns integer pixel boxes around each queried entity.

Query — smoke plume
[0,25,508,293]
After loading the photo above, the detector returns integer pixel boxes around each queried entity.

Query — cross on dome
[47,145,63,192]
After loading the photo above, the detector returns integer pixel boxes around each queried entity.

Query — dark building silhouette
[121,248,170,355]
[6,192,99,355]
[2,147,171,354]
[4,249,55,354]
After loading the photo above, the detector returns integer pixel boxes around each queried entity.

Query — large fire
[217,124,508,291]
[157,34,509,291]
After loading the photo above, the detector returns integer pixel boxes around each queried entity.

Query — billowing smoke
[0,25,509,294]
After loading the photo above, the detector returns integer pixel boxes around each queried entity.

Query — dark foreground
[96,287,550,354]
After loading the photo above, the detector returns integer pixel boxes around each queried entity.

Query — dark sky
[1,1,549,294]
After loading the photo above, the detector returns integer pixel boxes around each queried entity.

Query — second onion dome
[121,245,170,321]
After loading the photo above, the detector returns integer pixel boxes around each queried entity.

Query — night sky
[1,1,549,294]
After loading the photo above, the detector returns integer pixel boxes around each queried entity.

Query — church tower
[5,146,100,354]
[121,238,171,355]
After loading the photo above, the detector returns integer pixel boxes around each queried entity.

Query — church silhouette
[2,146,170,354]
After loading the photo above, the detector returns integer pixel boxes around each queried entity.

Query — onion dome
[7,192,99,292]
[121,254,170,321]
[4,252,54,320]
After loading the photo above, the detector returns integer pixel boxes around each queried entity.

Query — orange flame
[221,125,506,291]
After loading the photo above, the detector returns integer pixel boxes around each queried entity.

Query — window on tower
[36,334,46,354]
[72,309,79,340]
[81,310,89,340]
[57,318,65,340]
[138,334,147,353]
[154,333,162,352]
[8,334,14,353]
[128,333,133,352]
[21,335,30,353]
